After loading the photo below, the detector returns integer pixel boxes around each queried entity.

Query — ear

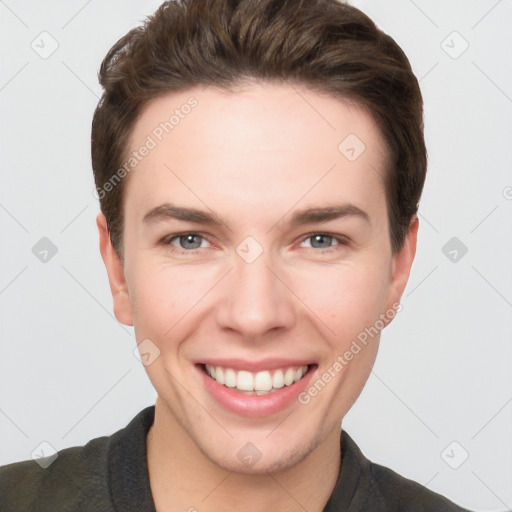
[96,212,133,326]
[384,215,419,322]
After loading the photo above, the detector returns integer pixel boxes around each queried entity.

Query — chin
[201,433,320,475]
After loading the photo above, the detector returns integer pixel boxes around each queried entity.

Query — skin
[97,81,418,512]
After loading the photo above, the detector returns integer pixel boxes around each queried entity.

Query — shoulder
[0,434,111,512]
[367,460,471,511]
[0,406,155,512]
[337,430,472,511]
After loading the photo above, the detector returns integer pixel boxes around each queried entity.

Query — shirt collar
[107,405,378,511]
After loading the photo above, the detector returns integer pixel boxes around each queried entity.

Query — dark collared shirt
[0,405,471,511]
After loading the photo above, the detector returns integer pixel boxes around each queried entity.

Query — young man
[0,0,472,510]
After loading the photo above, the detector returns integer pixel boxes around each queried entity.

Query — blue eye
[162,233,209,253]
[299,233,349,253]
[159,232,349,255]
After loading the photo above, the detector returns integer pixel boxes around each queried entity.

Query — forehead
[124,82,388,222]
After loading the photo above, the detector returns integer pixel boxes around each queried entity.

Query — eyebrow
[142,202,370,228]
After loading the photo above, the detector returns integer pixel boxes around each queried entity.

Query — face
[98,81,417,474]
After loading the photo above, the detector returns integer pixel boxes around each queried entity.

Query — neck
[146,398,341,512]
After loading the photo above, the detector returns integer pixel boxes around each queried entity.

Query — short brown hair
[91,0,426,257]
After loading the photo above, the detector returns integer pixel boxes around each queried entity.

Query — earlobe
[384,215,419,322]
[96,212,134,326]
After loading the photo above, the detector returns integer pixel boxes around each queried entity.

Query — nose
[215,243,296,340]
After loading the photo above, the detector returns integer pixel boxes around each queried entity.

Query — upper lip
[196,358,315,372]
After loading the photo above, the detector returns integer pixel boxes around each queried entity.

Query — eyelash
[158,232,350,255]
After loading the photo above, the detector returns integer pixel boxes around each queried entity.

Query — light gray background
[1,0,511,510]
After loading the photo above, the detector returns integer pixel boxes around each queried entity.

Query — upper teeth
[204,364,308,394]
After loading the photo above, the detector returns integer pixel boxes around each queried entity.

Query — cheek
[127,259,218,339]
[126,245,392,347]
[297,261,390,343]
[130,274,177,334]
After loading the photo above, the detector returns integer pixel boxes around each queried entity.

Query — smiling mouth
[200,363,314,395]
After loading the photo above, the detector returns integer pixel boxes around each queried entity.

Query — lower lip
[197,364,316,418]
